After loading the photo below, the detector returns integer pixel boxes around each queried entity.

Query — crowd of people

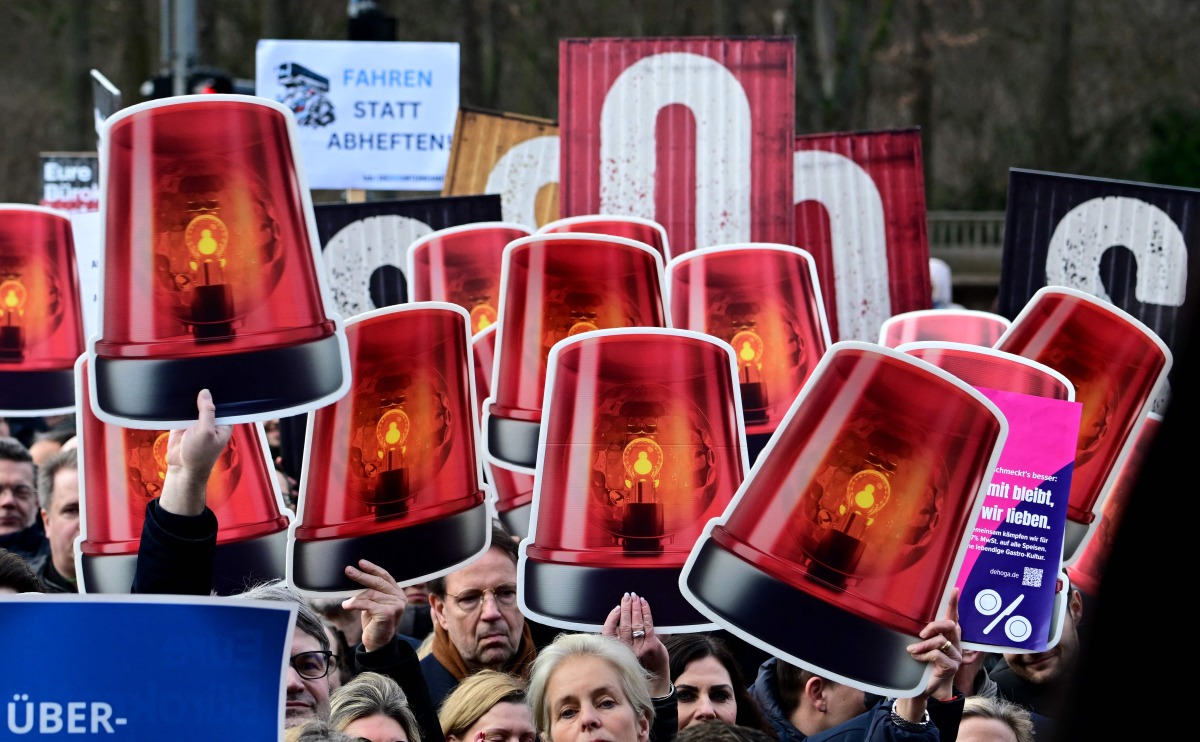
[1,388,1092,741]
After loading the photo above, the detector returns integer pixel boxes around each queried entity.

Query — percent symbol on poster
[974,589,1031,643]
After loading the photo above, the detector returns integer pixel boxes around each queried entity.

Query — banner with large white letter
[559,37,795,256]
[255,40,460,190]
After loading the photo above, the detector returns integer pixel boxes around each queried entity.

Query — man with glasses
[422,520,538,707]
[241,579,339,728]
[0,436,49,565]
[237,569,442,734]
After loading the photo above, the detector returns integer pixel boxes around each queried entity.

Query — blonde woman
[438,670,536,742]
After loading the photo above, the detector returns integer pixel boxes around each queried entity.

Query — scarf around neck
[430,618,538,681]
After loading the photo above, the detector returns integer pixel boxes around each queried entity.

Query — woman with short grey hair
[527,632,655,742]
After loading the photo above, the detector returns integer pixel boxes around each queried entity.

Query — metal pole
[160,0,172,69]
[172,0,197,96]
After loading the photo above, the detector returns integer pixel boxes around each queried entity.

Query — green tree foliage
[1140,108,1200,190]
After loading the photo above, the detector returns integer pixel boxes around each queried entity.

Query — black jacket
[0,519,50,565]
[27,551,77,593]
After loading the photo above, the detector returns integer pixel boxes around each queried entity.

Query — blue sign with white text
[1,595,295,739]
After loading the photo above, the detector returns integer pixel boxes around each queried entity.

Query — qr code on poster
[1022,567,1042,588]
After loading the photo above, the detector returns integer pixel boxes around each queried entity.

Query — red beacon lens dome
[537,214,671,263]
[898,342,1073,401]
[667,244,831,460]
[91,96,348,425]
[471,324,498,433]
[407,221,532,335]
[520,328,747,631]
[1067,412,1161,597]
[995,287,1171,564]
[682,342,1006,695]
[291,303,488,594]
[0,205,85,415]
[472,324,534,537]
[878,309,1011,349]
[485,233,667,474]
[75,356,291,594]
[490,466,536,539]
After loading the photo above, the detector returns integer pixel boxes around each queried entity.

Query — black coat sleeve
[356,638,444,742]
[650,686,678,742]
[927,692,963,742]
[130,499,217,595]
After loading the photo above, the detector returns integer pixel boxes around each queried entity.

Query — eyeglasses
[0,484,35,502]
[290,650,336,680]
[446,583,519,613]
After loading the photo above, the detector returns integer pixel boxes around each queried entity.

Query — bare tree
[2,0,1199,209]
[1037,0,1074,171]
[786,0,896,134]
[910,0,934,197]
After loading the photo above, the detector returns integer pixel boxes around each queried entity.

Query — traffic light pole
[144,0,246,100]
[161,0,197,97]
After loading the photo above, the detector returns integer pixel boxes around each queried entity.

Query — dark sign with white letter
[998,169,1199,363]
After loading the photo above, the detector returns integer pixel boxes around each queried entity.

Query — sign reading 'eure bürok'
[40,152,100,214]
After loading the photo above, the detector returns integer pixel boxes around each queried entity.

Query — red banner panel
[560,37,795,256]
[793,128,930,342]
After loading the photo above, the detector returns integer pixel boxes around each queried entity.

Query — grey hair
[237,579,329,652]
[527,633,654,740]
[330,671,422,742]
[37,447,77,510]
[962,695,1035,742]
[287,720,358,742]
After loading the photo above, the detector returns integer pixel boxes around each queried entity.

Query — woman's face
[458,701,537,742]
[675,655,738,729]
[342,713,408,742]
[546,655,650,742]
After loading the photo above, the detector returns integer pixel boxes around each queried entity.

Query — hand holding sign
[341,558,409,652]
[894,587,963,724]
[912,587,964,699]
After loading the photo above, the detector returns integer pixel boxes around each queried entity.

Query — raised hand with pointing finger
[159,388,233,517]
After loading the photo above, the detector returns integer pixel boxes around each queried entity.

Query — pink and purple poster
[955,387,1081,652]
